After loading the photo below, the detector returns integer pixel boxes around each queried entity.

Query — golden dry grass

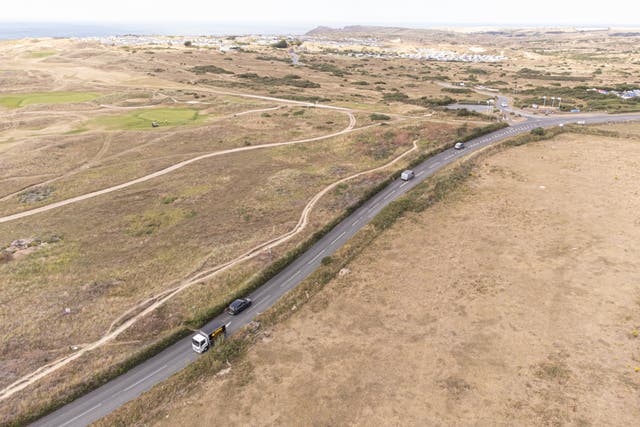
[102,127,640,427]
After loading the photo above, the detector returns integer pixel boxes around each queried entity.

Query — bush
[370,113,391,121]
[184,41,192,47]
[531,127,545,136]
[190,65,233,75]
[442,87,473,94]
[382,92,410,103]
[321,256,333,266]
[272,39,288,49]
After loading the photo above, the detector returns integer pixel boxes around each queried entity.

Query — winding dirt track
[0,110,357,224]
[0,135,419,401]
[0,105,283,202]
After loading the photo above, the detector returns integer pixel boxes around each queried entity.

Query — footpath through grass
[0,92,100,108]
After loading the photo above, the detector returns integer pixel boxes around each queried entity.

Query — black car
[227,298,252,315]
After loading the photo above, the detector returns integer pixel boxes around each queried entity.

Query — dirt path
[0,110,358,223]
[0,138,418,401]
[0,105,282,202]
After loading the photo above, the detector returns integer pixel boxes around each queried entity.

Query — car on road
[400,170,415,181]
[501,102,508,107]
[576,120,586,125]
[227,298,252,315]
[454,142,465,150]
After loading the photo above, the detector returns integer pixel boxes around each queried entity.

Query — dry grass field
[2,27,640,425]
[0,36,490,423]
[102,126,640,426]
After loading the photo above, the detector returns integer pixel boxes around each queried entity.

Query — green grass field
[29,51,57,58]
[89,108,205,130]
[0,92,100,108]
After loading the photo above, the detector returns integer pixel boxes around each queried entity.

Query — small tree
[184,40,192,47]
[272,39,288,49]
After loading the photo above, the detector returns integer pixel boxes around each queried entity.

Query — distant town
[83,34,507,63]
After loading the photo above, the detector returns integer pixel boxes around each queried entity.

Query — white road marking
[330,231,347,245]
[122,365,167,392]
[371,201,380,210]
[383,192,392,200]
[352,218,361,226]
[416,171,424,176]
[225,322,232,328]
[308,249,326,264]
[59,403,103,427]
[281,270,302,288]
[399,181,408,187]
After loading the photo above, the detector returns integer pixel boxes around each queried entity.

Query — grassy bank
[0,92,100,108]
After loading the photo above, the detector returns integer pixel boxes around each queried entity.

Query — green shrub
[442,87,473,94]
[272,39,288,49]
[321,256,333,266]
[370,113,391,121]
[189,65,233,75]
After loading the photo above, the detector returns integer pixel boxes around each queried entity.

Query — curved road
[31,113,640,427]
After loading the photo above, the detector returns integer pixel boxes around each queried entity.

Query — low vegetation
[89,108,204,130]
[236,73,320,88]
[0,91,99,108]
[519,85,640,112]
[189,65,234,75]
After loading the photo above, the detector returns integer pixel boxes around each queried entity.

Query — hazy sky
[3,0,640,26]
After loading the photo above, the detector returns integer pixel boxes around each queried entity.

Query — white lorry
[192,324,226,353]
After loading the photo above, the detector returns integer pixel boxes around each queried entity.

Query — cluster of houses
[588,87,640,99]
[336,48,505,63]
[82,34,506,63]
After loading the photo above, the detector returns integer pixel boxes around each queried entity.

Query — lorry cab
[192,333,208,353]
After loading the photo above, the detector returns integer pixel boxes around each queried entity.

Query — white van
[400,170,415,181]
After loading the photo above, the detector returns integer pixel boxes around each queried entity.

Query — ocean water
[0,22,314,40]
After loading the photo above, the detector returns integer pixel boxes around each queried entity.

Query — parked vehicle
[454,142,465,150]
[400,170,415,181]
[227,298,252,315]
[192,324,226,353]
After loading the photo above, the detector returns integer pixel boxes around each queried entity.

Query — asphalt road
[31,112,640,427]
